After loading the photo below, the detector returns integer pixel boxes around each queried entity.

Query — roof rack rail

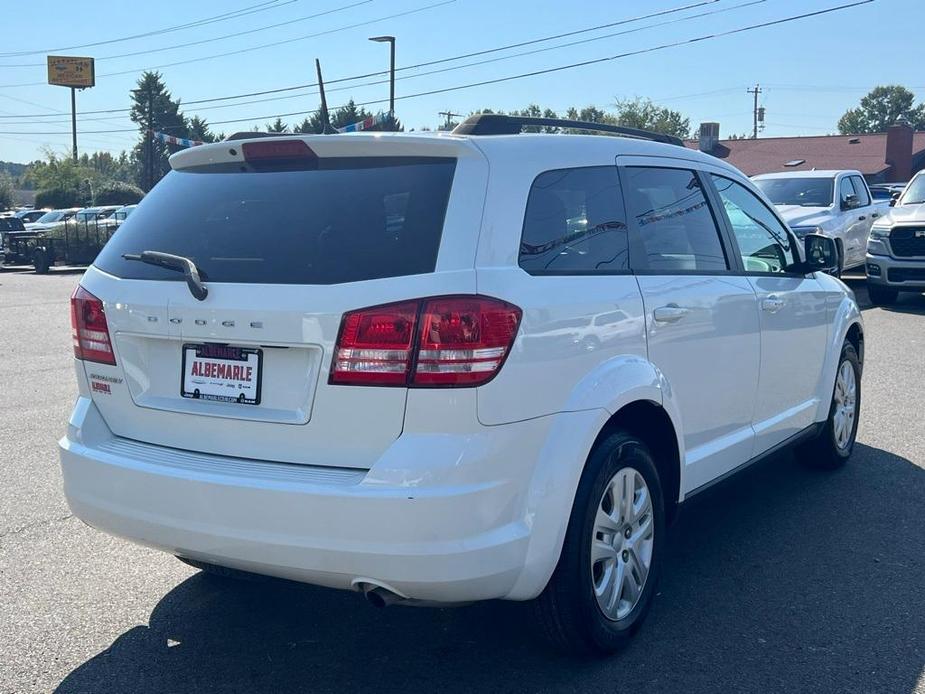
[451,114,684,147]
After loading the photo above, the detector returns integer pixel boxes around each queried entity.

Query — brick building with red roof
[687,121,925,183]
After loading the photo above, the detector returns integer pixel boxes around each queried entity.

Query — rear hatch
[78,134,488,468]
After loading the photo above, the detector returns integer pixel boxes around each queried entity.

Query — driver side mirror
[841,193,859,210]
[802,233,839,275]
[890,192,900,207]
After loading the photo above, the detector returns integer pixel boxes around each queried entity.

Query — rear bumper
[866,253,925,289]
[60,396,605,603]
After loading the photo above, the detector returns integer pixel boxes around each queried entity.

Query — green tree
[34,186,82,209]
[0,172,14,210]
[330,100,373,130]
[187,116,218,143]
[129,71,189,190]
[293,112,328,134]
[613,97,690,139]
[510,104,560,133]
[838,85,925,134]
[95,181,145,205]
[265,117,289,133]
[25,153,85,193]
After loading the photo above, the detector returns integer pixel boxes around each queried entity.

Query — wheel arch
[814,292,864,422]
[506,394,684,601]
[845,320,864,369]
[590,401,682,526]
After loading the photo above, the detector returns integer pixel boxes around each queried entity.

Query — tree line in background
[4,78,925,211]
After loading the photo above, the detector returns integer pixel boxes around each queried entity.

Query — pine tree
[129,71,189,190]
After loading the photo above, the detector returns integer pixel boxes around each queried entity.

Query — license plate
[181,343,262,405]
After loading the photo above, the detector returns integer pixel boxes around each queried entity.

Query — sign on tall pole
[47,56,95,162]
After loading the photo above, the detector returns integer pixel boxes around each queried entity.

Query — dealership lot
[0,271,922,693]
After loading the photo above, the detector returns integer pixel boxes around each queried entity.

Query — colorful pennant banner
[336,111,392,133]
[151,130,204,148]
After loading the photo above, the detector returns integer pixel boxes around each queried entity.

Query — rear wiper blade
[122,250,208,301]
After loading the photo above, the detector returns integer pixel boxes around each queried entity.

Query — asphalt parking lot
[0,270,922,693]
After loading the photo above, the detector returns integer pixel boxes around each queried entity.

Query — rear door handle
[653,304,688,323]
[858,215,867,220]
[761,296,785,313]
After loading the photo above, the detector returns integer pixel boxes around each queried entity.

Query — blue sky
[0,0,919,164]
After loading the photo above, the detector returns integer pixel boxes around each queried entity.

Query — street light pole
[369,35,395,116]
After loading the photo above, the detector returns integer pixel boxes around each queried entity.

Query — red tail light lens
[414,297,521,386]
[70,286,116,365]
[329,296,521,387]
[330,300,418,385]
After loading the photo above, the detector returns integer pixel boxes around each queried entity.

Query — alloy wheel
[590,466,655,621]
[833,359,857,450]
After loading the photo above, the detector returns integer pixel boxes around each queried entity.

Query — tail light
[70,286,116,365]
[331,300,418,385]
[330,296,521,387]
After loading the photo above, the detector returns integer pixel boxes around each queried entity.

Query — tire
[32,248,49,274]
[797,341,861,470]
[867,284,898,306]
[833,240,844,279]
[535,432,666,655]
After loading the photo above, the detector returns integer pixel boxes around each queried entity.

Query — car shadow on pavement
[56,443,924,694]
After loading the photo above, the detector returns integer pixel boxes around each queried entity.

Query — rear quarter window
[94,157,457,285]
[519,166,629,275]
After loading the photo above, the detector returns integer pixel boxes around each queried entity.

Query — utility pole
[438,110,463,130]
[747,84,762,139]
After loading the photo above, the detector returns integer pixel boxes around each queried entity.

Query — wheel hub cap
[591,467,655,621]
[833,360,857,451]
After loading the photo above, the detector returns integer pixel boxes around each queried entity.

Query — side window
[839,177,856,207]
[850,176,870,206]
[711,175,796,273]
[622,167,728,272]
[519,166,628,274]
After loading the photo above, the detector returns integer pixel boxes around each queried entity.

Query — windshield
[35,211,62,224]
[753,177,834,207]
[94,157,457,285]
[899,175,925,205]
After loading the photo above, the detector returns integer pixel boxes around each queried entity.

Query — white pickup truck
[753,170,890,271]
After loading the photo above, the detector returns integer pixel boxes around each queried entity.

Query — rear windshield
[94,156,456,285]
[752,177,834,207]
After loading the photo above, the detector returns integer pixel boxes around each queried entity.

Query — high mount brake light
[330,296,521,388]
[241,139,316,161]
[70,286,116,365]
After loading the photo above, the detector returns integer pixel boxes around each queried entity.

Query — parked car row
[1,204,136,272]
[748,169,925,304]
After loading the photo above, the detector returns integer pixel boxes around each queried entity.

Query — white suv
[60,115,863,654]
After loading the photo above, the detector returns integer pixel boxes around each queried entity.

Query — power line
[0,0,373,68]
[0,1,455,88]
[0,0,300,58]
[0,0,875,136]
[0,0,762,127]
[0,0,750,120]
